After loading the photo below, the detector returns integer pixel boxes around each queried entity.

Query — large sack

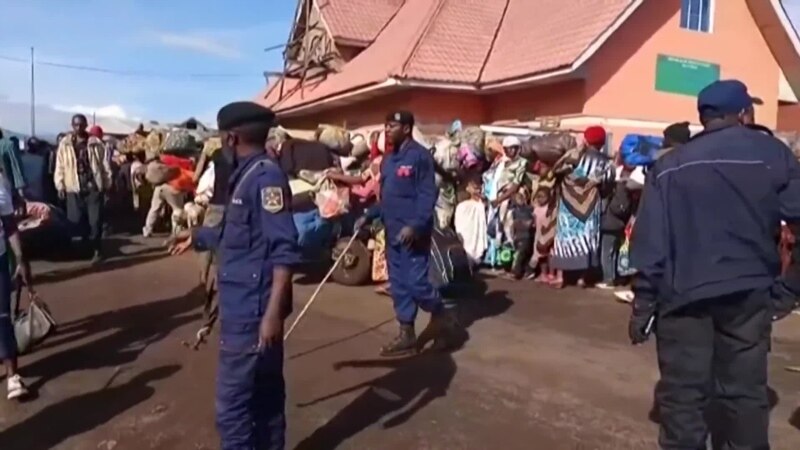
[317,125,350,151]
[620,134,663,167]
[145,162,179,185]
[776,131,800,159]
[350,133,369,158]
[460,127,485,156]
[145,130,165,159]
[202,136,222,157]
[163,129,198,154]
[433,138,459,172]
[529,132,576,165]
[123,133,147,154]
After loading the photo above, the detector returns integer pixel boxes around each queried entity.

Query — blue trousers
[216,322,285,450]
[0,253,15,361]
[387,240,443,324]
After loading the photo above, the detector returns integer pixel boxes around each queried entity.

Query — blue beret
[217,101,276,131]
[697,80,755,115]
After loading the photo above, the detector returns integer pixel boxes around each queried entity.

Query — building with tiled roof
[258,0,800,142]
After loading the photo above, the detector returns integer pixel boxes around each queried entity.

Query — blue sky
[0,0,296,125]
[2,0,800,129]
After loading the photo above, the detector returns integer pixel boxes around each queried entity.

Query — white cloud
[155,32,242,59]
[52,104,137,120]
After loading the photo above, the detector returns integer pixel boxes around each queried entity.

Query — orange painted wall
[585,0,781,128]
[279,89,488,133]
[487,80,585,123]
[777,103,800,131]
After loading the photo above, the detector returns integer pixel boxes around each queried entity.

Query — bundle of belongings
[282,131,351,256]
[619,134,664,167]
[527,132,576,165]
[316,125,350,153]
[122,132,148,155]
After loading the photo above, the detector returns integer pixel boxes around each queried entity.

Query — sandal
[375,284,391,296]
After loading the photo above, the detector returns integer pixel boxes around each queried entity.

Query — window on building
[680,0,713,33]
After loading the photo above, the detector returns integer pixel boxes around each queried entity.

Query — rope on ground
[284,233,360,340]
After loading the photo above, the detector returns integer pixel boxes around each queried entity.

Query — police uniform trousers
[386,234,443,324]
[655,288,771,450]
[216,321,285,450]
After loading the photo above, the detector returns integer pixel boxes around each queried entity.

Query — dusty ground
[0,234,798,450]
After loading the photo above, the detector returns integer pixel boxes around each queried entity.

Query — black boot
[430,308,465,352]
[380,324,417,357]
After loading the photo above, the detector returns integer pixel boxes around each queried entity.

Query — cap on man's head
[385,110,415,127]
[697,80,756,115]
[217,101,276,131]
[502,136,522,148]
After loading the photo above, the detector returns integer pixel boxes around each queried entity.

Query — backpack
[429,227,473,295]
[620,134,663,167]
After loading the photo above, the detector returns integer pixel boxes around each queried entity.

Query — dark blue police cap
[385,110,415,127]
[697,80,756,115]
[217,101,276,131]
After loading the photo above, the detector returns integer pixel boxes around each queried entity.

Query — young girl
[454,178,488,267]
[531,187,561,286]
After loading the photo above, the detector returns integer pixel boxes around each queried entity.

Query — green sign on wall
[655,54,720,96]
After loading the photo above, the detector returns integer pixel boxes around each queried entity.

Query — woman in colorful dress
[550,127,615,287]
[482,136,527,271]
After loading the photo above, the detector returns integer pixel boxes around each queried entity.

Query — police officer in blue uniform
[356,111,461,356]
[171,102,299,449]
[629,80,800,449]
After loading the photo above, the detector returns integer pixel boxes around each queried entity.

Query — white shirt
[0,173,15,256]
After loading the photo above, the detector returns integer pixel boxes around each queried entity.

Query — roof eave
[274,79,401,118]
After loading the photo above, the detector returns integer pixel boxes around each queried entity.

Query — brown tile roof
[480,0,633,82]
[260,0,639,113]
[318,0,404,45]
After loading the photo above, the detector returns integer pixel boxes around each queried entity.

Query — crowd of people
[0,78,799,449]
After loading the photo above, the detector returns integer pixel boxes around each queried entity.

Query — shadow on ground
[22,286,203,392]
[0,365,181,450]
[293,280,512,449]
[34,246,168,286]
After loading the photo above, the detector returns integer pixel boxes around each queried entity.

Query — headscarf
[583,126,607,149]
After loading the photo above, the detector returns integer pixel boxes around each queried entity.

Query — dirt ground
[0,235,798,450]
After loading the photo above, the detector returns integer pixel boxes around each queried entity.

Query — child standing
[454,178,488,267]
[507,189,534,280]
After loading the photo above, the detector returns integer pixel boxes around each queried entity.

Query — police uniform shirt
[194,151,300,323]
[371,138,438,237]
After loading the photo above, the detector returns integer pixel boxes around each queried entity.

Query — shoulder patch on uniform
[261,186,284,213]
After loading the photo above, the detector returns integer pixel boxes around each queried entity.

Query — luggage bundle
[316,125,350,152]
[429,227,473,295]
[162,129,198,156]
[776,131,800,159]
[619,134,663,167]
[528,132,576,165]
